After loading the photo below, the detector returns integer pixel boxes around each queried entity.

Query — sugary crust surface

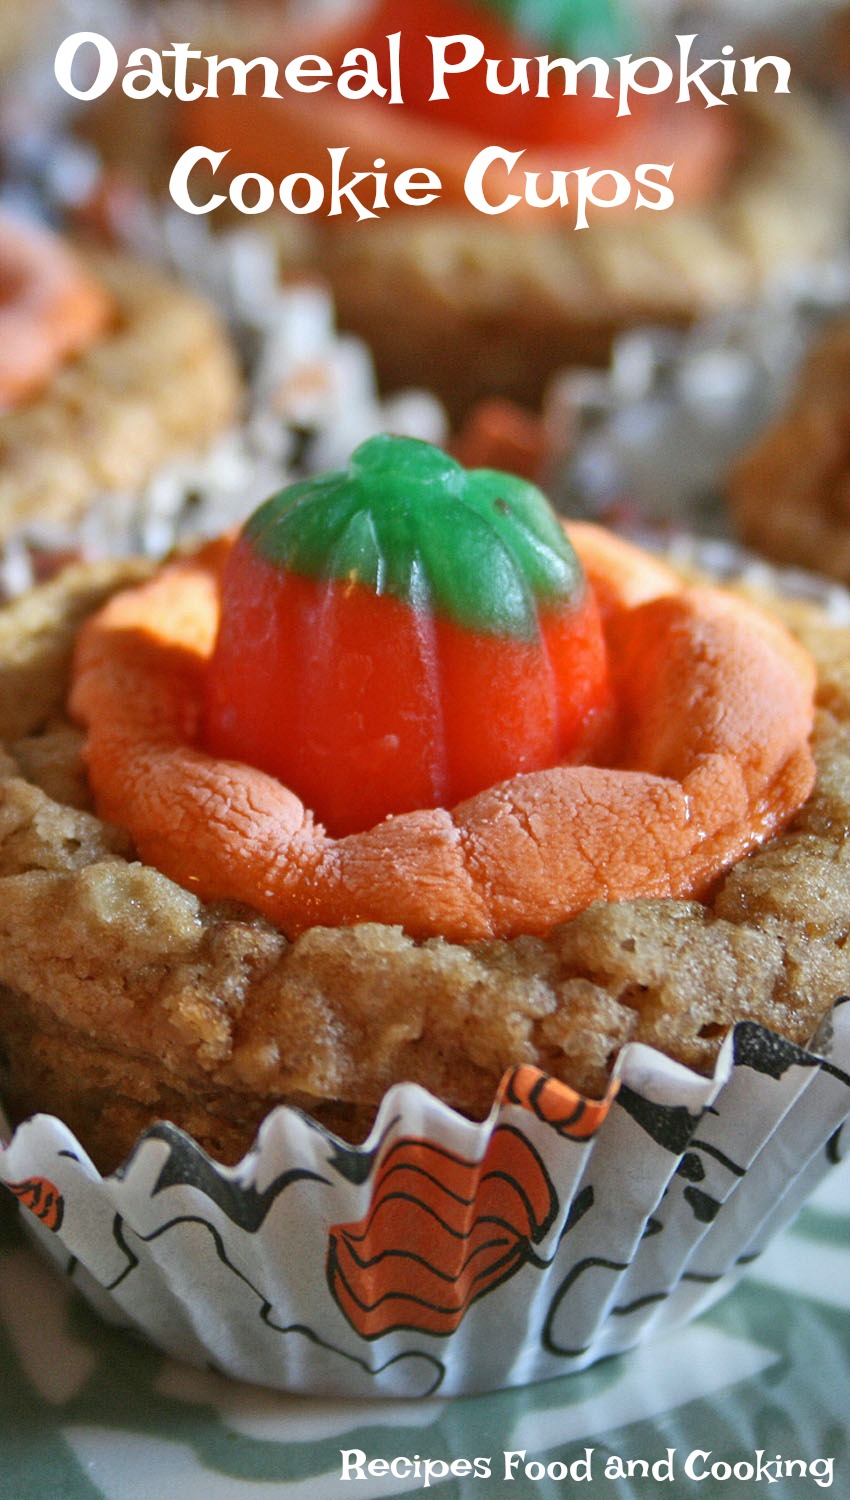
[0,562,848,1171]
[0,254,241,538]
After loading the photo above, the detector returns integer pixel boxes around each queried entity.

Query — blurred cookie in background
[0,211,449,598]
[0,0,57,71]
[60,0,850,422]
[729,315,850,584]
[0,209,241,544]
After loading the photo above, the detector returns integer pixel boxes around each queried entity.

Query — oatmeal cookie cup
[729,314,850,585]
[0,520,849,1393]
[0,234,241,539]
[313,90,847,420]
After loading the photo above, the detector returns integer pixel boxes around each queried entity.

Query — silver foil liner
[1,1001,849,1399]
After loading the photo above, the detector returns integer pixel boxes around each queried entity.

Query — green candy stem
[480,0,635,55]
[244,435,585,642]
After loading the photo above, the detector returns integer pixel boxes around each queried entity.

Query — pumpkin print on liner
[327,1066,616,1340]
[6,1176,64,1232]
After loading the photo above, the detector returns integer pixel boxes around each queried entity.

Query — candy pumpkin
[203,435,612,836]
[333,0,629,150]
[327,1125,558,1339]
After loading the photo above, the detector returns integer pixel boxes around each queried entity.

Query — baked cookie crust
[0,255,241,539]
[0,562,848,1171]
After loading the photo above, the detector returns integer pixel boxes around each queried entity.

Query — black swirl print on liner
[2,1008,849,1395]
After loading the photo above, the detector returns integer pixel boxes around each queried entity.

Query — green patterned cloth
[2,1156,848,1499]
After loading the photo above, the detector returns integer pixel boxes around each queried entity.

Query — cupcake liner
[544,250,850,540]
[2,1001,848,1399]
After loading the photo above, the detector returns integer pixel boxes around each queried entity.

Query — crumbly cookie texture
[729,317,850,584]
[0,563,848,1171]
[0,255,241,538]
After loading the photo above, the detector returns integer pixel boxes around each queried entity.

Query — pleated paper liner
[2,1000,848,1399]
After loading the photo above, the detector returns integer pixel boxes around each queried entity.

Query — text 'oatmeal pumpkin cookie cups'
[0,210,241,540]
[73,0,849,420]
[1,436,850,1397]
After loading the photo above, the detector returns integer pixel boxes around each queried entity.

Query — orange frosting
[0,212,112,409]
[69,526,816,943]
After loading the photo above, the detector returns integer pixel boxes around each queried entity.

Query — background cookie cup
[728,314,850,584]
[69,3,848,420]
[0,537,849,1394]
[312,89,847,419]
[0,236,241,540]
